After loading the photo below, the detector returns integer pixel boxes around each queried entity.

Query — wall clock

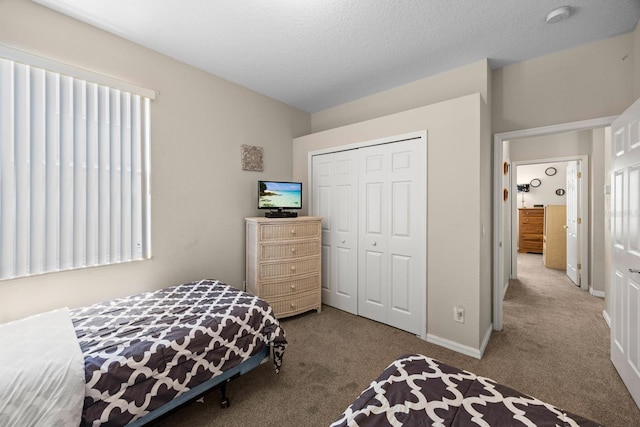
[545,167,557,176]
[530,178,541,187]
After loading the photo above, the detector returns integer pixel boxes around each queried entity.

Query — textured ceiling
[32,0,640,113]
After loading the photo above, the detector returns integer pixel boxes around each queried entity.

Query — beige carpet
[156,253,640,426]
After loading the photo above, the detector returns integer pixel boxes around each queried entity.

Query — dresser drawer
[521,216,543,226]
[268,290,321,318]
[259,256,320,280]
[260,240,320,261]
[521,233,543,244]
[260,222,320,242]
[521,223,543,234]
[520,209,544,217]
[260,274,320,298]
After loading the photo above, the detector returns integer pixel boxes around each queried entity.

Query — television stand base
[265,211,298,218]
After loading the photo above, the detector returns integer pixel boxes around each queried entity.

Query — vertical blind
[0,56,151,280]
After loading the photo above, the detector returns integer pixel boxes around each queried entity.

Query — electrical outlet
[454,306,465,324]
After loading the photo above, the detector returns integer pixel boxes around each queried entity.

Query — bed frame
[128,346,270,426]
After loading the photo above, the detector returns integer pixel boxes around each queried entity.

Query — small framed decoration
[530,178,541,187]
[545,167,557,176]
[241,144,264,172]
[503,162,509,175]
[556,188,566,196]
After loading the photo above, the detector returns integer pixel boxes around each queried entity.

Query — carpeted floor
[156,253,640,426]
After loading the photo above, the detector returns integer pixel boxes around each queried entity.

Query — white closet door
[358,139,426,334]
[312,150,359,314]
[566,160,580,286]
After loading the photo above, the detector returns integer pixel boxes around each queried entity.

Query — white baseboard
[480,323,493,357]
[602,310,611,329]
[426,333,482,360]
[502,280,509,299]
[590,288,605,298]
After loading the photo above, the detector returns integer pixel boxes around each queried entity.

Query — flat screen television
[258,181,302,217]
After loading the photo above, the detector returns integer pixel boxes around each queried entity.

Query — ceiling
[32,0,640,113]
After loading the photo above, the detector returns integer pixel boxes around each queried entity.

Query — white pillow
[0,308,85,427]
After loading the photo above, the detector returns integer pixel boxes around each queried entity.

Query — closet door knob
[372,242,377,247]
[341,240,346,244]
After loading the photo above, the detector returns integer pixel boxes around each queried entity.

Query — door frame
[509,156,589,287]
[493,117,616,330]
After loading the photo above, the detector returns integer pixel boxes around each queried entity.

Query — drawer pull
[291,248,296,253]
[290,229,296,235]
[291,285,296,291]
[290,266,296,271]
[290,303,296,309]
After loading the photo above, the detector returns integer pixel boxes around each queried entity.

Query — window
[0,47,153,280]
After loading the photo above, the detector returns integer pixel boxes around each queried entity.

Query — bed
[331,354,601,427]
[0,279,287,427]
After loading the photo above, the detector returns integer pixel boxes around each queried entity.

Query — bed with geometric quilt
[71,279,287,426]
[331,354,602,427]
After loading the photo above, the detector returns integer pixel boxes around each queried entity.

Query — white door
[566,160,580,286]
[611,98,640,408]
[358,139,426,335]
[312,150,359,314]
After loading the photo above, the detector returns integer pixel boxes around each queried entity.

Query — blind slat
[30,68,46,275]
[0,60,16,278]
[15,63,30,276]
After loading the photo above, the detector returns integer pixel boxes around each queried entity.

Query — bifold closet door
[312,150,359,314]
[357,140,426,335]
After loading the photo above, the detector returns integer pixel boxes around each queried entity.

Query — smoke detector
[546,6,571,24]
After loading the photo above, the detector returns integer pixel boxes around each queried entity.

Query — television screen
[258,181,302,210]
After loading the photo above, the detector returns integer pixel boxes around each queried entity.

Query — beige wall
[493,33,634,134]
[311,59,490,133]
[634,21,640,98]
[294,94,489,354]
[0,0,310,323]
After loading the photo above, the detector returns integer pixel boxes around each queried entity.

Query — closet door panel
[387,143,425,335]
[312,151,358,314]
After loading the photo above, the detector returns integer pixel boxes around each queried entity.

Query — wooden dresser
[518,208,544,254]
[245,216,322,318]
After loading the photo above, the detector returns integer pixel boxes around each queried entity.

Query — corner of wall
[633,19,640,99]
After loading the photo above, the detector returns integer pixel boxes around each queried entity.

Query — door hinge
[577,172,582,178]
[577,217,582,224]
[577,263,582,270]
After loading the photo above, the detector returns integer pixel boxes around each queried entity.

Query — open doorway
[510,157,589,290]
[492,116,615,330]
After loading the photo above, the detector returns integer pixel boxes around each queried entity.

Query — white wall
[0,0,310,323]
[515,162,568,208]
